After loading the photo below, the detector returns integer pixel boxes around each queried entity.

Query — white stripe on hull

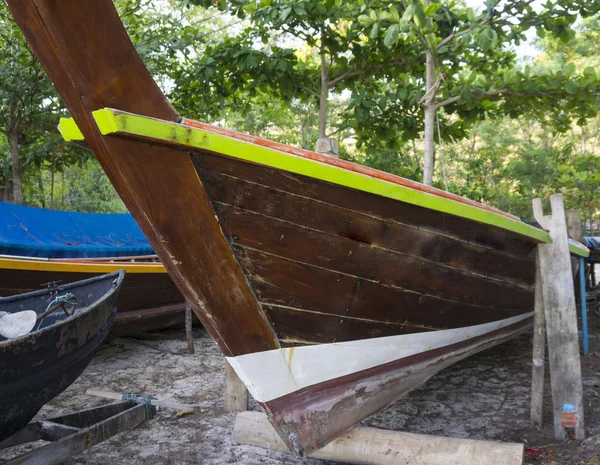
[226,313,533,403]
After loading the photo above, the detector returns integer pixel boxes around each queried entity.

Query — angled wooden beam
[533,194,584,440]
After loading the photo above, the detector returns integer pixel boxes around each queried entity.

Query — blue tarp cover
[0,201,154,258]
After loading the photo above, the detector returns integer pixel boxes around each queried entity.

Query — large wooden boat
[5,0,589,455]
[0,271,123,441]
[0,255,184,337]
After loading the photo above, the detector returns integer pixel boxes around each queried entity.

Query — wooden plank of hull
[5,0,278,357]
[237,248,525,328]
[200,169,536,285]
[228,315,533,456]
[192,153,539,257]
[215,204,533,309]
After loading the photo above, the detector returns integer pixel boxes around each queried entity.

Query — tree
[365,0,600,185]
[177,0,422,154]
[0,3,60,203]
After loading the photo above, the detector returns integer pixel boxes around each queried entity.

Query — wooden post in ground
[533,194,585,440]
[567,210,583,242]
[567,210,583,282]
[530,251,545,429]
[225,362,248,412]
[234,411,524,465]
[184,301,194,355]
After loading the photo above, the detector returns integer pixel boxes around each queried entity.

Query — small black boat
[0,271,124,441]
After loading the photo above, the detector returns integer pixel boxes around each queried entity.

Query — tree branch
[298,83,319,98]
[435,88,531,109]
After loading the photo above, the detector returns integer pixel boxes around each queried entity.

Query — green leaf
[358,14,374,26]
[466,8,475,22]
[478,27,498,51]
[565,80,577,94]
[384,24,400,47]
[370,22,380,40]
[279,5,292,21]
[425,3,440,16]
[459,86,472,103]
[564,63,576,78]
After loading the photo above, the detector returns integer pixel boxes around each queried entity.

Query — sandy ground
[2,303,599,464]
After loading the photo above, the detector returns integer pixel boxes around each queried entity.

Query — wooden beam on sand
[533,194,585,440]
[234,411,524,465]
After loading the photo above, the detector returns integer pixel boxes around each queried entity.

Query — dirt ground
[2,301,599,465]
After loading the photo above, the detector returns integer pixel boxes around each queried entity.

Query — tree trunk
[7,128,23,205]
[50,150,56,209]
[37,175,46,208]
[318,51,328,140]
[422,50,437,187]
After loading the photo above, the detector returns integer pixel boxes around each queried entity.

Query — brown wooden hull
[6,0,584,455]
[0,262,185,337]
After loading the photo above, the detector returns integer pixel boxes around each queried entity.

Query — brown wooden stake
[225,362,248,412]
[185,301,194,355]
[533,194,585,440]
[530,250,545,429]
[234,411,524,465]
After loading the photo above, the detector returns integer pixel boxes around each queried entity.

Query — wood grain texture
[201,170,535,285]
[235,248,526,323]
[192,152,539,257]
[216,203,533,308]
[5,0,278,356]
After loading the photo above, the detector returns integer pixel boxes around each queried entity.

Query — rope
[36,292,78,330]
[47,292,77,309]
[121,392,157,418]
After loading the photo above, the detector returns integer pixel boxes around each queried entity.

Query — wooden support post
[533,194,585,440]
[567,210,583,242]
[234,411,524,465]
[531,251,545,429]
[185,300,194,355]
[225,362,248,412]
[580,257,589,356]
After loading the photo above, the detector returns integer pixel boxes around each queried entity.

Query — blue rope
[121,392,157,418]
[36,292,78,331]
[47,292,77,309]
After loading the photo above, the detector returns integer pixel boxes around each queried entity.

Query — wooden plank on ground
[234,411,524,465]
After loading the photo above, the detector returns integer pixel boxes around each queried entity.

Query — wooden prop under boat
[0,271,124,441]
[0,255,185,338]
[5,0,589,455]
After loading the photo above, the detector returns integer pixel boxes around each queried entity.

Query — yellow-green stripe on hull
[58,109,589,258]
